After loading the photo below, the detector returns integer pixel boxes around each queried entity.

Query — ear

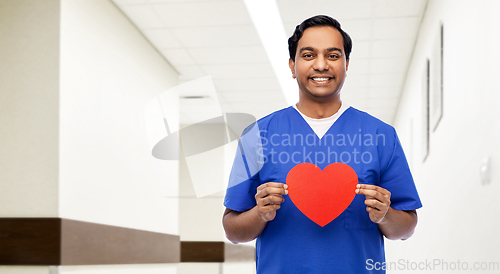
[289,58,296,79]
[345,59,349,71]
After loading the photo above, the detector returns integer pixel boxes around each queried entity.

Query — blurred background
[1,0,499,273]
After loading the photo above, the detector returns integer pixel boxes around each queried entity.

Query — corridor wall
[1,0,180,273]
[386,0,500,273]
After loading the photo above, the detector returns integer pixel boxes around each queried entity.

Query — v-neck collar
[290,104,351,140]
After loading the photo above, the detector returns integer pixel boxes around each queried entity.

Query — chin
[310,90,338,98]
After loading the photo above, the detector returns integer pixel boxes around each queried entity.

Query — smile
[312,77,331,81]
[309,77,333,83]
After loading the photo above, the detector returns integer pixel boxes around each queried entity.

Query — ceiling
[113,0,428,125]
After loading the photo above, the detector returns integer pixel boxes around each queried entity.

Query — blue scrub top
[224,106,422,274]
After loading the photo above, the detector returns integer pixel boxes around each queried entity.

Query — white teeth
[312,78,330,81]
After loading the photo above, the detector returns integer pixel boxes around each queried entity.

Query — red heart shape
[286,163,358,227]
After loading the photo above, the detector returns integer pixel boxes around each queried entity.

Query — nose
[312,55,329,71]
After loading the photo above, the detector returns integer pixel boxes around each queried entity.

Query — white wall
[179,123,226,242]
[59,0,179,235]
[178,122,256,274]
[386,0,500,273]
[1,0,180,273]
[58,1,180,273]
[0,0,60,217]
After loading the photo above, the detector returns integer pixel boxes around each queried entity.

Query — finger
[256,182,287,193]
[255,187,287,199]
[355,188,387,202]
[266,193,284,203]
[259,195,285,206]
[366,207,384,218]
[256,183,269,192]
[364,199,387,211]
[356,187,391,203]
[356,184,391,196]
[261,204,281,214]
[269,193,285,202]
[255,193,284,205]
[256,184,288,198]
[257,182,286,191]
[366,206,386,218]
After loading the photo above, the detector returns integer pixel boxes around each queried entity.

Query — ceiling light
[243,0,298,106]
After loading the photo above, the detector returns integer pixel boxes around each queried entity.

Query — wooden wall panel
[181,241,224,262]
[0,218,255,265]
[0,218,180,265]
[0,218,61,265]
[181,241,255,263]
[60,219,180,265]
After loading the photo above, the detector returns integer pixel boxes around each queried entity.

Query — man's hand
[355,184,391,224]
[355,184,418,240]
[222,182,288,243]
[255,182,288,222]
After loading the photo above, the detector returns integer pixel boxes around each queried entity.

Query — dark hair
[288,15,352,61]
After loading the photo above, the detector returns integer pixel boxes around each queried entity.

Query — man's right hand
[222,182,288,243]
[255,182,288,222]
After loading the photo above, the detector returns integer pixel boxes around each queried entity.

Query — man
[222,15,422,273]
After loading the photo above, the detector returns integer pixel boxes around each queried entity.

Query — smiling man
[222,15,422,273]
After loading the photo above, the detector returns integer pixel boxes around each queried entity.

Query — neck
[296,94,342,119]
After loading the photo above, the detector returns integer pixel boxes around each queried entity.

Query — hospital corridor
[0,0,499,273]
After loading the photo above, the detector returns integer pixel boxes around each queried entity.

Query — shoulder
[347,107,396,135]
[257,106,294,126]
[241,106,294,136]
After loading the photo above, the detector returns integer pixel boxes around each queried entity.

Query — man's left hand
[355,184,391,224]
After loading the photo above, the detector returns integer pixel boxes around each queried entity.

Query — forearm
[222,206,267,244]
[377,208,417,240]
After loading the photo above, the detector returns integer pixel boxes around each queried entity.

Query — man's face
[289,26,349,101]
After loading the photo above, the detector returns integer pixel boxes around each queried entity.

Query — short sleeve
[379,129,423,211]
[223,123,263,212]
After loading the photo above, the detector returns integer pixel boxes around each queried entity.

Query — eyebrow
[299,47,343,54]
[327,47,343,53]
